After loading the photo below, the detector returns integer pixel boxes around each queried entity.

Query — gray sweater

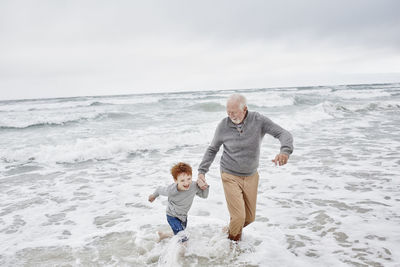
[198,111,293,176]
[153,181,209,222]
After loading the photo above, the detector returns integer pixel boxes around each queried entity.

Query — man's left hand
[197,174,208,190]
[272,153,289,166]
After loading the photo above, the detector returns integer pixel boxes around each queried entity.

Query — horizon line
[1,81,399,103]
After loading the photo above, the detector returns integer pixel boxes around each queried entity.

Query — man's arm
[198,122,223,175]
[261,115,293,166]
[197,122,224,187]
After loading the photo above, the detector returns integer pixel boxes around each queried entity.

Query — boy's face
[176,173,192,191]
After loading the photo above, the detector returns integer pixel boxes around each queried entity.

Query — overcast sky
[1,0,400,100]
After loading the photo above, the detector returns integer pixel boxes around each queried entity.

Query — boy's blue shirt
[153,181,209,222]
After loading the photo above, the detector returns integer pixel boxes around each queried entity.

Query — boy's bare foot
[157,231,173,242]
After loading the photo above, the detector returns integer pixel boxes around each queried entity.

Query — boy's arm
[148,185,170,202]
[196,184,210,199]
[155,185,171,197]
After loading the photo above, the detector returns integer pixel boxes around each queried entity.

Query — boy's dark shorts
[166,214,188,242]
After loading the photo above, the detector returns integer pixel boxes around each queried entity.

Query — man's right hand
[197,173,208,190]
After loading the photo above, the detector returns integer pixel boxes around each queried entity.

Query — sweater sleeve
[152,184,172,198]
[198,121,224,174]
[260,114,294,156]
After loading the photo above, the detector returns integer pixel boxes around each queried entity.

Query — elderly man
[197,94,293,241]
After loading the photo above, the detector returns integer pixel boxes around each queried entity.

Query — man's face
[226,101,247,124]
[176,173,192,191]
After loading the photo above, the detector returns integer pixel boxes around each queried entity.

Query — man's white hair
[227,94,247,110]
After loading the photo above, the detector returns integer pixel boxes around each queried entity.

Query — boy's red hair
[171,162,192,180]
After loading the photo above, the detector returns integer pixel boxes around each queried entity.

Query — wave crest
[189,102,225,112]
[0,112,135,130]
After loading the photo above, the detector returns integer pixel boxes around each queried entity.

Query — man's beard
[230,118,241,124]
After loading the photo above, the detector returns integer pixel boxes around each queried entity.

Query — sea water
[0,83,399,266]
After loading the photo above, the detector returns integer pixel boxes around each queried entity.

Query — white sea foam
[98,95,162,105]
[276,102,334,130]
[246,92,295,107]
[331,88,392,99]
[1,123,217,164]
[1,84,399,266]
[0,109,102,129]
[0,99,95,112]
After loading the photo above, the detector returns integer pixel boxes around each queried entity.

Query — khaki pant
[221,171,259,241]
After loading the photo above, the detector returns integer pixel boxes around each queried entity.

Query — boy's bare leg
[157,231,173,242]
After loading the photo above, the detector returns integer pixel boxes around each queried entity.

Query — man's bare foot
[157,231,173,242]
[222,226,229,234]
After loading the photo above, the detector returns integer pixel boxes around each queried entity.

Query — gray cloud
[153,0,400,49]
[0,0,399,100]
[2,0,399,46]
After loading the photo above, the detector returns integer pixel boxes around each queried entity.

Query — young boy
[148,162,209,241]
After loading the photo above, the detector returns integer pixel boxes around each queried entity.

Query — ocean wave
[159,94,225,102]
[0,112,136,130]
[276,100,400,130]
[389,92,400,97]
[344,83,400,90]
[157,93,227,105]
[246,93,294,108]
[16,101,113,112]
[162,91,296,110]
[127,149,160,158]
[293,95,321,106]
[89,101,112,107]
[26,101,115,110]
[93,97,160,106]
[0,99,95,112]
[338,101,400,113]
[331,89,391,99]
[93,112,135,120]
[277,102,334,130]
[2,128,214,164]
[0,95,160,112]
[313,101,400,118]
[0,120,85,130]
[0,123,216,165]
[188,102,225,112]
[1,138,133,164]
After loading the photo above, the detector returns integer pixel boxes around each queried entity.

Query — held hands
[148,194,156,202]
[272,153,289,166]
[197,173,209,190]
